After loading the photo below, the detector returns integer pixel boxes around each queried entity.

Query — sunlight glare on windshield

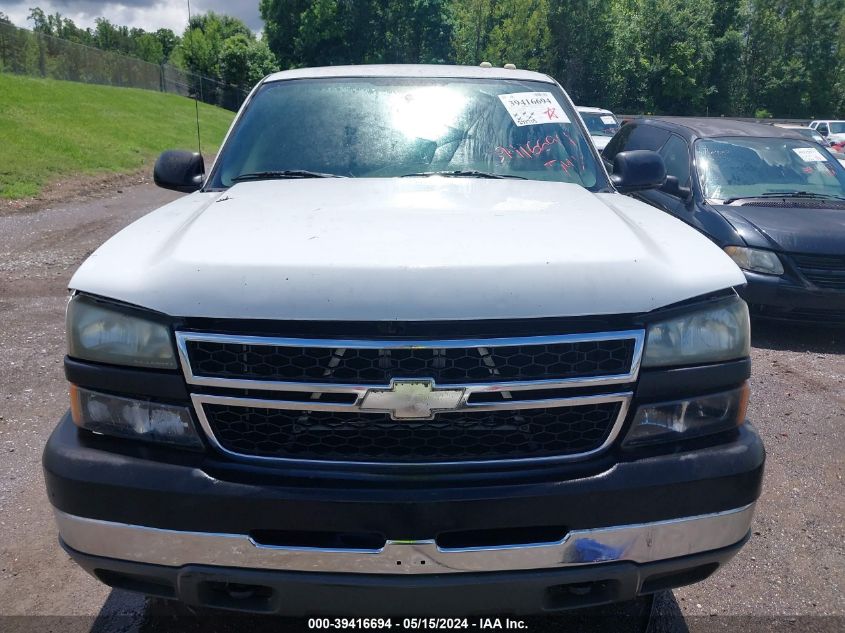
[389,86,468,141]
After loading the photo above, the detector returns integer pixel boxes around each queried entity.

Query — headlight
[623,384,749,447]
[724,246,784,275]
[67,294,177,369]
[643,296,750,368]
[70,385,203,449]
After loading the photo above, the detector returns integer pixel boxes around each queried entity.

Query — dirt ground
[0,182,842,632]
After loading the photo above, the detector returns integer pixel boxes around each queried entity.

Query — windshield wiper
[758,191,845,200]
[231,170,345,182]
[401,170,527,180]
[722,191,845,204]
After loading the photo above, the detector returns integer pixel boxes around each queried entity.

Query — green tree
[381,0,452,64]
[177,26,220,77]
[833,4,845,115]
[795,0,845,118]
[450,0,494,65]
[27,8,52,34]
[605,0,651,112]
[744,0,806,117]
[154,28,180,61]
[705,0,747,116]
[22,0,845,119]
[259,0,311,68]
[604,0,715,114]
[93,18,126,52]
[548,0,615,105]
[261,0,451,67]
[134,32,165,64]
[294,0,376,65]
[176,12,256,77]
[189,12,254,42]
[220,34,278,88]
[484,0,551,71]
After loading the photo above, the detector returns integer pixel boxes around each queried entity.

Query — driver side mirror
[661,175,693,201]
[610,150,666,193]
[154,150,205,192]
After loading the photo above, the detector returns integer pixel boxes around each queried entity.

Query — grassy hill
[0,74,235,199]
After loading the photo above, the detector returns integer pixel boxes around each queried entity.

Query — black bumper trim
[739,271,845,315]
[44,413,764,538]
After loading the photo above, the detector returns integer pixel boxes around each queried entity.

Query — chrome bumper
[54,503,755,576]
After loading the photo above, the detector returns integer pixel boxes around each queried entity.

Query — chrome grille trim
[177,329,643,465]
[175,330,646,394]
[191,392,632,466]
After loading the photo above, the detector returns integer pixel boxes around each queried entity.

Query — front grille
[179,329,643,465]
[750,304,845,322]
[184,338,636,384]
[792,253,845,290]
[202,401,623,463]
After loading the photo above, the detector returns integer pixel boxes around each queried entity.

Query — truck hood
[70,178,744,320]
[715,202,845,255]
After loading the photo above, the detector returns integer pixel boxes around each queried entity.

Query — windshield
[579,112,620,137]
[208,78,604,190]
[694,137,845,202]
[830,122,845,134]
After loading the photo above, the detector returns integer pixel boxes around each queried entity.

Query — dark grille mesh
[185,338,636,384]
[750,305,845,322]
[792,253,845,290]
[204,402,622,462]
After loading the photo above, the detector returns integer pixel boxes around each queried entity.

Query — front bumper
[45,413,764,613]
[55,503,755,575]
[740,271,845,322]
[62,537,747,615]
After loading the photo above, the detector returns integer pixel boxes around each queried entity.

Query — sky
[1,1,264,33]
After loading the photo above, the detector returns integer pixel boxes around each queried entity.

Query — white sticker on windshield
[793,147,826,162]
[498,92,570,126]
[600,115,616,124]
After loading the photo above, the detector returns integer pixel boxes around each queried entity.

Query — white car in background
[809,120,845,145]
[576,106,620,150]
[773,123,829,146]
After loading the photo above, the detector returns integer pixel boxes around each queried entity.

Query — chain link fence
[0,21,248,111]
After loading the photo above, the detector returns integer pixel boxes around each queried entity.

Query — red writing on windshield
[544,158,576,173]
[495,135,560,163]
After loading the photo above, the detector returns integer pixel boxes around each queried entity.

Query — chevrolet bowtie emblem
[360,380,465,420]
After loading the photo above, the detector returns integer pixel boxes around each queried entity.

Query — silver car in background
[576,106,620,151]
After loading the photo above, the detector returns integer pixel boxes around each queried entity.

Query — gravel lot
[0,183,842,632]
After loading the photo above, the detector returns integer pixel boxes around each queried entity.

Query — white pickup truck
[45,65,763,617]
